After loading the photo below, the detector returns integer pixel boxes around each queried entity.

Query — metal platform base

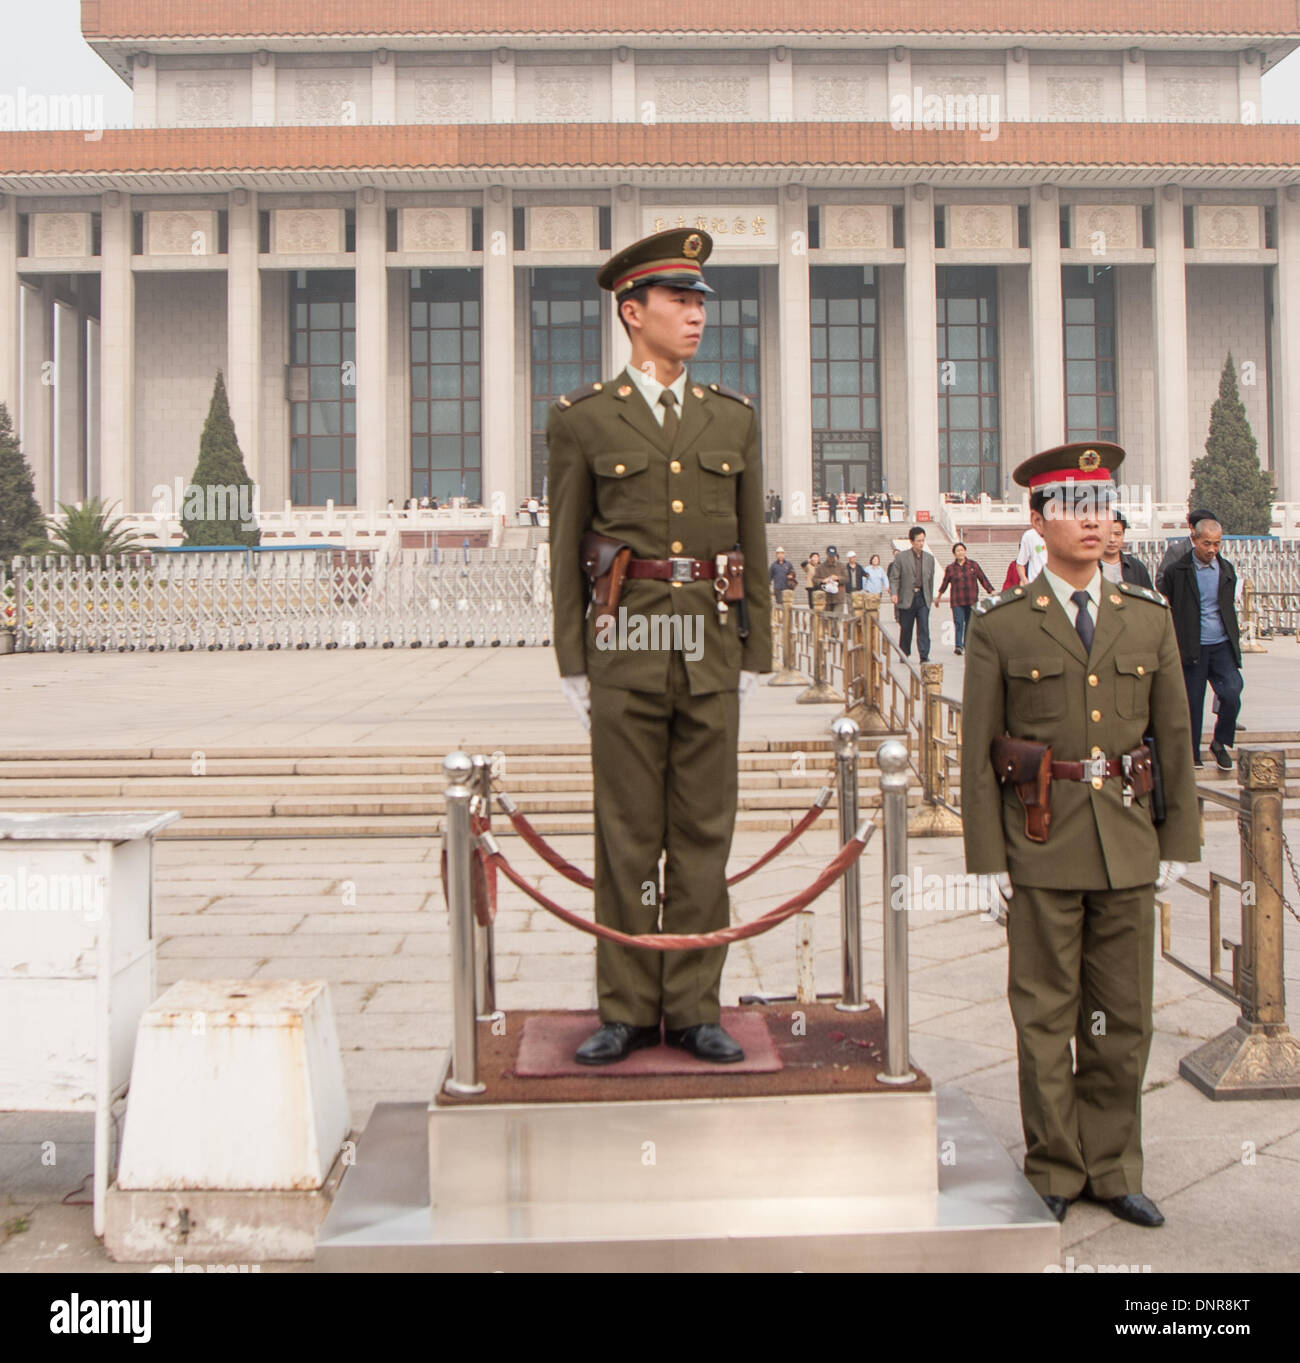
[316,1087,1058,1272]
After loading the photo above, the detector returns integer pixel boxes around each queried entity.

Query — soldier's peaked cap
[597,228,715,299]
[1012,440,1125,490]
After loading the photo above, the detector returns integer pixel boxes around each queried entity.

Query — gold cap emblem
[1079,448,1102,471]
[683,233,703,258]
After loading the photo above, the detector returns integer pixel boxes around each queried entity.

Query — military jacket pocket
[1006,655,1066,722]
[592,450,652,517]
[697,449,745,516]
[1114,651,1158,718]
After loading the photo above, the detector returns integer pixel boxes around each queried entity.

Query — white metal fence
[2,547,553,652]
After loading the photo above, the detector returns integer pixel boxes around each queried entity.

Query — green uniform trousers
[1007,883,1155,1199]
[589,650,739,1031]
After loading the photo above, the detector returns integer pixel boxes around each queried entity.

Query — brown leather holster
[580,530,632,627]
[991,734,1053,843]
[717,550,745,603]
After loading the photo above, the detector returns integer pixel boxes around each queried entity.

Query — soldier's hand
[1155,860,1187,890]
[739,671,759,709]
[976,872,1013,924]
[559,674,591,732]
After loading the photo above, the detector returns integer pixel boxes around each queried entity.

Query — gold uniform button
[1088,674,1098,687]
[670,540,683,554]
[671,582,682,590]
[722,462,730,472]
[1137,665,1145,676]
[1030,668,1040,681]
[671,499,684,513]
[1091,709,1102,722]
[1091,746,1102,758]
[614,463,626,475]
[1091,776,1104,790]
[670,460,682,473]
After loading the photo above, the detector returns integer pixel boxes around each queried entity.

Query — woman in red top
[935,541,994,655]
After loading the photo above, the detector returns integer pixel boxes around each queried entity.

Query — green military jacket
[547,372,772,694]
[960,578,1202,890]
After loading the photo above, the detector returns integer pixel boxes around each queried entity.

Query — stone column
[22,283,52,507]
[251,51,276,125]
[1004,48,1030,121]
[1152,186,1190,504]
[491,49,516,122]
[611,48,636,121]
[778,186,812,521]
[371,50,396,124]
[607,185,638,376]
[99,193,135,512]
[132,54,157,128]
[1122,49,1146,121]
[887,46,912,120]
[1274,187,1300,501]
[903,185,939,514]
[354,189,389,509]
[1238,49,1263,125]
[481,187,516,514]
[0,196,18,424]
[768,48,793,120]
[226,189,261,485]
[1029,185,1065,453]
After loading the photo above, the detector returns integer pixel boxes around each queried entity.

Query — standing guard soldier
[960,442,1201,1227]
[547,229,772,1065]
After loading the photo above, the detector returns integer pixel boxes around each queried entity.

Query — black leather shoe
[1041,1194,1074,1223]
[1210,740,1233,771]
[574,1021,661,1066]
[1100,1193,1165,1228]
[1192,753,1204,768]
[663,1022,745,1063]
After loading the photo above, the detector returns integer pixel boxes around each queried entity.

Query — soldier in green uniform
[547,229,772,1065]
[961,442,1201,1227]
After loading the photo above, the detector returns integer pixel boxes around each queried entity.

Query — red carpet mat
[435,1002,932,1106]
[514,1009,780,1078]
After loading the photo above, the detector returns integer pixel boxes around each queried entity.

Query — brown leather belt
[626,557,714,583]
[1051,757,1123,782]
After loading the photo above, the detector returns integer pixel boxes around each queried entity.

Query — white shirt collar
[625,363,688,421]
[1042,565,1101,616]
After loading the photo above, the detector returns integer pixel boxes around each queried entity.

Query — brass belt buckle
[668,557,694,582]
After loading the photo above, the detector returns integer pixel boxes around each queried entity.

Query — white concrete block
[116,978,349,1191]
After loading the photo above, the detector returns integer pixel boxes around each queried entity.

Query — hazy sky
[3,0,1300,127]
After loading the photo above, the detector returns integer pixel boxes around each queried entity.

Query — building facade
[2,3,1299,523]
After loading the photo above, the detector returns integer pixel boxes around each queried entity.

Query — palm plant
[22,498,146,559]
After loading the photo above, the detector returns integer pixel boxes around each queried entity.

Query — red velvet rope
[481,826,874,951]
[498,786,831,891]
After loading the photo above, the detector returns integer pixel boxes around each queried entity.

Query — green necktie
[659,388,679,444]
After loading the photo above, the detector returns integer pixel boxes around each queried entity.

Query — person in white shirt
[1015,525,1047,583]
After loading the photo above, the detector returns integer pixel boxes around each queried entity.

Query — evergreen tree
[182,370,261,546]
[1189,354,1274,536]
[0,401,47,558]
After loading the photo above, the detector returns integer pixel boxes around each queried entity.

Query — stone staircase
[0,740,897,841]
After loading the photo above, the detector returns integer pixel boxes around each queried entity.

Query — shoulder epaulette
[705,381,752,407]
[554,381,606,410]
[973,585,1030,616]
[1119,580,1169,607]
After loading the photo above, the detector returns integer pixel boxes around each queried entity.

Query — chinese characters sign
[641,205,779,250]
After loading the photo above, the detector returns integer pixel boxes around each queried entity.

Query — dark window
[936,265,1000,497]
[409,268,482,503]
[289,270,357,506]
[690,265,761,402]
[530,267,603,499]
[810,265,881,495]
[1061,265,1118,444]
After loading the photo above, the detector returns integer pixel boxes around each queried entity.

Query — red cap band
[1026,468,1114,489]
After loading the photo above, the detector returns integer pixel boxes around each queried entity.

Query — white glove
[560,674,591,732]
[976,872,1014,924]
[1155,860,1187,890]
[739,670,759,709]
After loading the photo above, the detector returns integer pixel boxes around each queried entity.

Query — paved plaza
[1,641,1298,1272]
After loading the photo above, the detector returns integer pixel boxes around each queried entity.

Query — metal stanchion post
[470,754,499,1023]
[833,716,868,1011]
[443,752,484,1095]
[876,739,917,1084]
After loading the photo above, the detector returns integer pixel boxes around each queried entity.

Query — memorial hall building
[2,2,1299,525]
